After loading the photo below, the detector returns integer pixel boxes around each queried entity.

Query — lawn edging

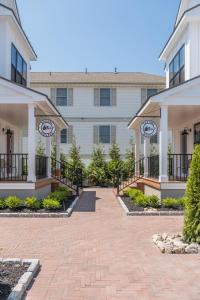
[1,258,40,300]
[117,196,184,216]
[0,191,82,218]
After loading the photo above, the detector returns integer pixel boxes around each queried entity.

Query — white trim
[161,182,187,190]
[0,182,35,190]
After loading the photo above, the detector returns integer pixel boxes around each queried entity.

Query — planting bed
[0,262,28,299]
[119,196,184,216]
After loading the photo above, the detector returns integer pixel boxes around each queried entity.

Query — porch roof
[0,76,68,129]
[128,75,200,129]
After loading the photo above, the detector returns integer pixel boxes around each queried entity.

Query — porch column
[144,137,150,178]
[135,129,140,176]
[56,130,61,163]
[46,137,52,178]
[27,104,36,182]
[159,105,168,182]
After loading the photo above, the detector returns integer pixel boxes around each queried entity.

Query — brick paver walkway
[0,188,199,300]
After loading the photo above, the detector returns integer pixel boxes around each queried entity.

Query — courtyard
[0,188,199,300]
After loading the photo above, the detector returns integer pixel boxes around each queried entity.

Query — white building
[0,0,71,198]
[128,0,200,199]
[31,72,164,165]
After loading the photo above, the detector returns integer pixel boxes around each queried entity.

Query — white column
[135,129,140,176]
[46,137,51,178]
[159,105,169,182]
[144,137,150,178]
[56,130,61,171]
[27,104,36,182]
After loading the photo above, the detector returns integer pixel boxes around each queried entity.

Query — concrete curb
[117,196,184,216]
[0,258,40,300]
[0,193,82,218]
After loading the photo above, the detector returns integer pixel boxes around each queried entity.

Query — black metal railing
[147,155,159,179]
[51,157,82,195]
[0,153,28,181]
[36,155,48,179]
[117,157,144,194]
[168,153,192,182]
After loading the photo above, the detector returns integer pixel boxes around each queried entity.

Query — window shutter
[111,126,116,144]
[141,88,147,105]
[111,88,117,106]
[94,88,100,106]
[50,88,56,105]
[68,88,73,106]
[68,126,73,144]
[93,126,99,144]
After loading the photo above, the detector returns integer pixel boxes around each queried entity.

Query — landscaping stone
[152,233,200,254]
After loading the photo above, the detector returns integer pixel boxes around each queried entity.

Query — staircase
[117,158,144,195]
[51,157,82,196]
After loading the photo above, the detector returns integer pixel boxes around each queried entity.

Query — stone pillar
[159,105,169,182]
[27,104,36,182]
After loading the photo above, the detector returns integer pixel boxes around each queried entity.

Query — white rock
[162,233,168,240]
[157,241,166,253]
[152,234,162,243]
[185,243,199,254]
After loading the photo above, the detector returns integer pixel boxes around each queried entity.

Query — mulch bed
[0,197,75,214]
[121,196,184,212]
[0,262,29,299]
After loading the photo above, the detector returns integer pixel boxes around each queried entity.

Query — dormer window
[169,45,185,88]
[11,44,27,86]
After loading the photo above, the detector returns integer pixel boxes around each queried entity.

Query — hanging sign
[140,120,157,138]
[38,119,56,137]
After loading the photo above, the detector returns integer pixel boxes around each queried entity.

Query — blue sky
[17,0,180,75]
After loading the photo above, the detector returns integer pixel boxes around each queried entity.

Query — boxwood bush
[0,199,6,209]
[5,196,21,210]
[24,197,40,210]
[184,145,200,243]
[42,198,61,210]
[126,188,160,208]
[162,198,182,209]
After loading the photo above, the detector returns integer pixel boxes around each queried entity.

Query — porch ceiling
[0,104,27,127]
[168,105,200,127]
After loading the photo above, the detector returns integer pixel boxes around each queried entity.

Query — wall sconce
[182,127,192,135]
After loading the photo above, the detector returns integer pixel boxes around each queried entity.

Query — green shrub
[162,198,181,209]
[128,188,143,200]
[56,186,70,193]
[134,194,147,207]
[5,196,21,210]
[43,198,61,210]
[0,199,6,209]
[184,145,200,243]
[24,197,40,210]
[145,195,160,208]
[48,190,69,202]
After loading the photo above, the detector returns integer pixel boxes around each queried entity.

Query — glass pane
[100,88,110,106]
[61,129,67,143]
[169,62,174,81]
[99,126,110,143]
[57,88,67,97]
[23,61,27,80]
[11,45,17,67]
[180,46,185,68]
[17,53,23,74]
[11,66,16,82]
[147,89,157,98]
[173,54,179,73]
[180,67,185,83]
[150,134,158,144]
[173,73,180,86]
[16,72,22,84]
[56,97,67,106]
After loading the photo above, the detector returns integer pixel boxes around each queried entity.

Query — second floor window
[56,88,68,106]
[11,44,27,86]
[141,88,158,105]
[99,126,111,143]
[61,129,67,143]
[100,88,111,106]
[169,45,185,88]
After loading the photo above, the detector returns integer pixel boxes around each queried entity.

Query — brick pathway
[0,188,199,300]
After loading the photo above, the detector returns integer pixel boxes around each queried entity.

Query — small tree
[68,140,85,184]
[184,145,200,243]
[123,147,135,179]
[87,146,108,186]
[36,139,45,156]
[108,143,123,186]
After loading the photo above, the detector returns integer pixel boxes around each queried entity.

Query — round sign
[38,119,56,137]
[140,120,157,138]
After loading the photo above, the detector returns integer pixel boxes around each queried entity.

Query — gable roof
[30,72,165,86]
[0,0,20,23]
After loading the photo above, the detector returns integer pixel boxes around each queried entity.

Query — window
[150,134,158,144]
[100,88,111,106]
[147,89,158,99]
[169,45,185,88]
[194,123,200,144]
[99,126,110,143]
[56,88,68,106]
[11,44,27,86]
[61,129,67,144]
